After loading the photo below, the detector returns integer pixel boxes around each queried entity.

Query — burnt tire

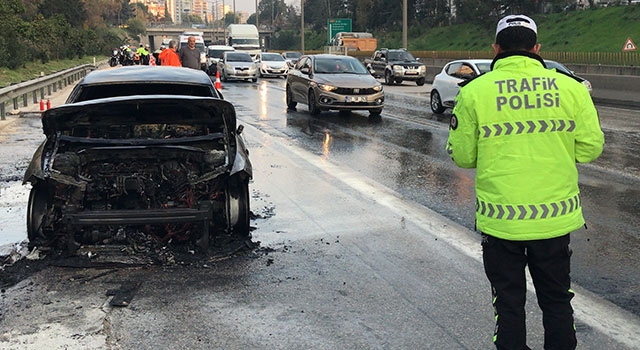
[430,90,446,114]
[227,179,251,240]
[286,86,297,109]
[308,90,321,115]
[26,184,50,244]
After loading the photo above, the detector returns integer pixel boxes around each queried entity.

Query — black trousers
[481,233,577,350]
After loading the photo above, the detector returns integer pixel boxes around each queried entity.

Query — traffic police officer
[137,44,150,65]
[446,14,604,350]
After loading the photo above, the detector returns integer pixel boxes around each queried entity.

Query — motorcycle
[109,48,119,67]
[122,49,135,66]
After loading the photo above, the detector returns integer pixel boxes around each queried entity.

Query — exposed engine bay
[25,97,252,254]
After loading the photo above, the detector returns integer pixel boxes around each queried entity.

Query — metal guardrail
[0,64,96,120]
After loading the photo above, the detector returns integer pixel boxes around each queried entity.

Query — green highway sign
[328,18,352,44]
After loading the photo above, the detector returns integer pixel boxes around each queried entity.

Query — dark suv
[365,48,427,86]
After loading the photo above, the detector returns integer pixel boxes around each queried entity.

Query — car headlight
[373,84,383,92]
[419,65,426,73]
[261,63,268,70]
[582,80,592,92]
[318,83,337,92]
[393,65,403,72]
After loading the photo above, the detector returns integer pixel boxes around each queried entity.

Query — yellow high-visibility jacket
[446,53,604,241]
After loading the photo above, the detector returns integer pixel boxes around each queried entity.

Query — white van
[226,24,260,59]
[179,33,208,71]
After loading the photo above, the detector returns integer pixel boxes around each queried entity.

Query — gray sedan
[285,54,384,118]
[217,51,259,82]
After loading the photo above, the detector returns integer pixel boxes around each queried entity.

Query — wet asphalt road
[0,76,639,349]
[233,78,640,317]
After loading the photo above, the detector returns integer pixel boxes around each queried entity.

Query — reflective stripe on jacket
[446,54,604,241]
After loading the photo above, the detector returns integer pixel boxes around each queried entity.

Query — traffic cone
[215,70,222,90]
[46,100,51,110]
[40,100,45,111]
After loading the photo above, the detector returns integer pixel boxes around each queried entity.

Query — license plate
[346,96,366,103]
[405,71,418,75]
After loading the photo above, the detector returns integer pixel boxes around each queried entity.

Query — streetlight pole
[256,0,259,28]
[402,0,407,48]
[301,0,304,53]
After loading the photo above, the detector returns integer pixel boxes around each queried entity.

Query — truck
[364,48,427,86]
[226,24,260,59]
[331,32,377,52]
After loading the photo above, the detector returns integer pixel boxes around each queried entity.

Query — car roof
[208,45,234,50]
[225,51,252,57]
[308,54,358,60]
[446,59,493,65]
[78,66,214,86]
[260,52,283,58]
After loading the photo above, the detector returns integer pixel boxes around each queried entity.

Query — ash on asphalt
[0,233,269,291]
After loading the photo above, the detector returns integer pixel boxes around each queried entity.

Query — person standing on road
[178,36,201,70]
[159,40,181,67]
[445,14,604,350]
[137,44,150,65]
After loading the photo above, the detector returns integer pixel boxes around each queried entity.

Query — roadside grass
[0,56,107,88]
[379,5,640,52]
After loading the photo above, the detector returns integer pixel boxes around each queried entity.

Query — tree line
[0,0,151,69]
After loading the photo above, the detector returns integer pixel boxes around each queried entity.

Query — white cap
[496,15,537,36]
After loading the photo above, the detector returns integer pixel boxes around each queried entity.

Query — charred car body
[23,67,252,253]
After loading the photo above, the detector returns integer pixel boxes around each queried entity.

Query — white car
[257,52,289,78]
[217,51,259,82]
[544,60,592,93]
[430,58,593,114]
[430,59,492,114]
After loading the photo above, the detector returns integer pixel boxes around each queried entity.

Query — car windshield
[226,53,254,62]
[545,60,571,74]
[209,49,233,58]
[284,52,301,59]
[231,38,259,45]
[314,57,368,74]
[387,51,416,61]
[261,53,284,61]
[476,62,492,74]
[71,84,215,102]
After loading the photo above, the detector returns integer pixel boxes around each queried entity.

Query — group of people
[156,36,201,70]
[116,44,152,66]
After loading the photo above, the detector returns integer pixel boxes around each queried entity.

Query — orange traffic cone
[215,70,222,90]
[40,100,45,111]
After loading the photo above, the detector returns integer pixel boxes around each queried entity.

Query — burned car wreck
[23,95,252,253]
